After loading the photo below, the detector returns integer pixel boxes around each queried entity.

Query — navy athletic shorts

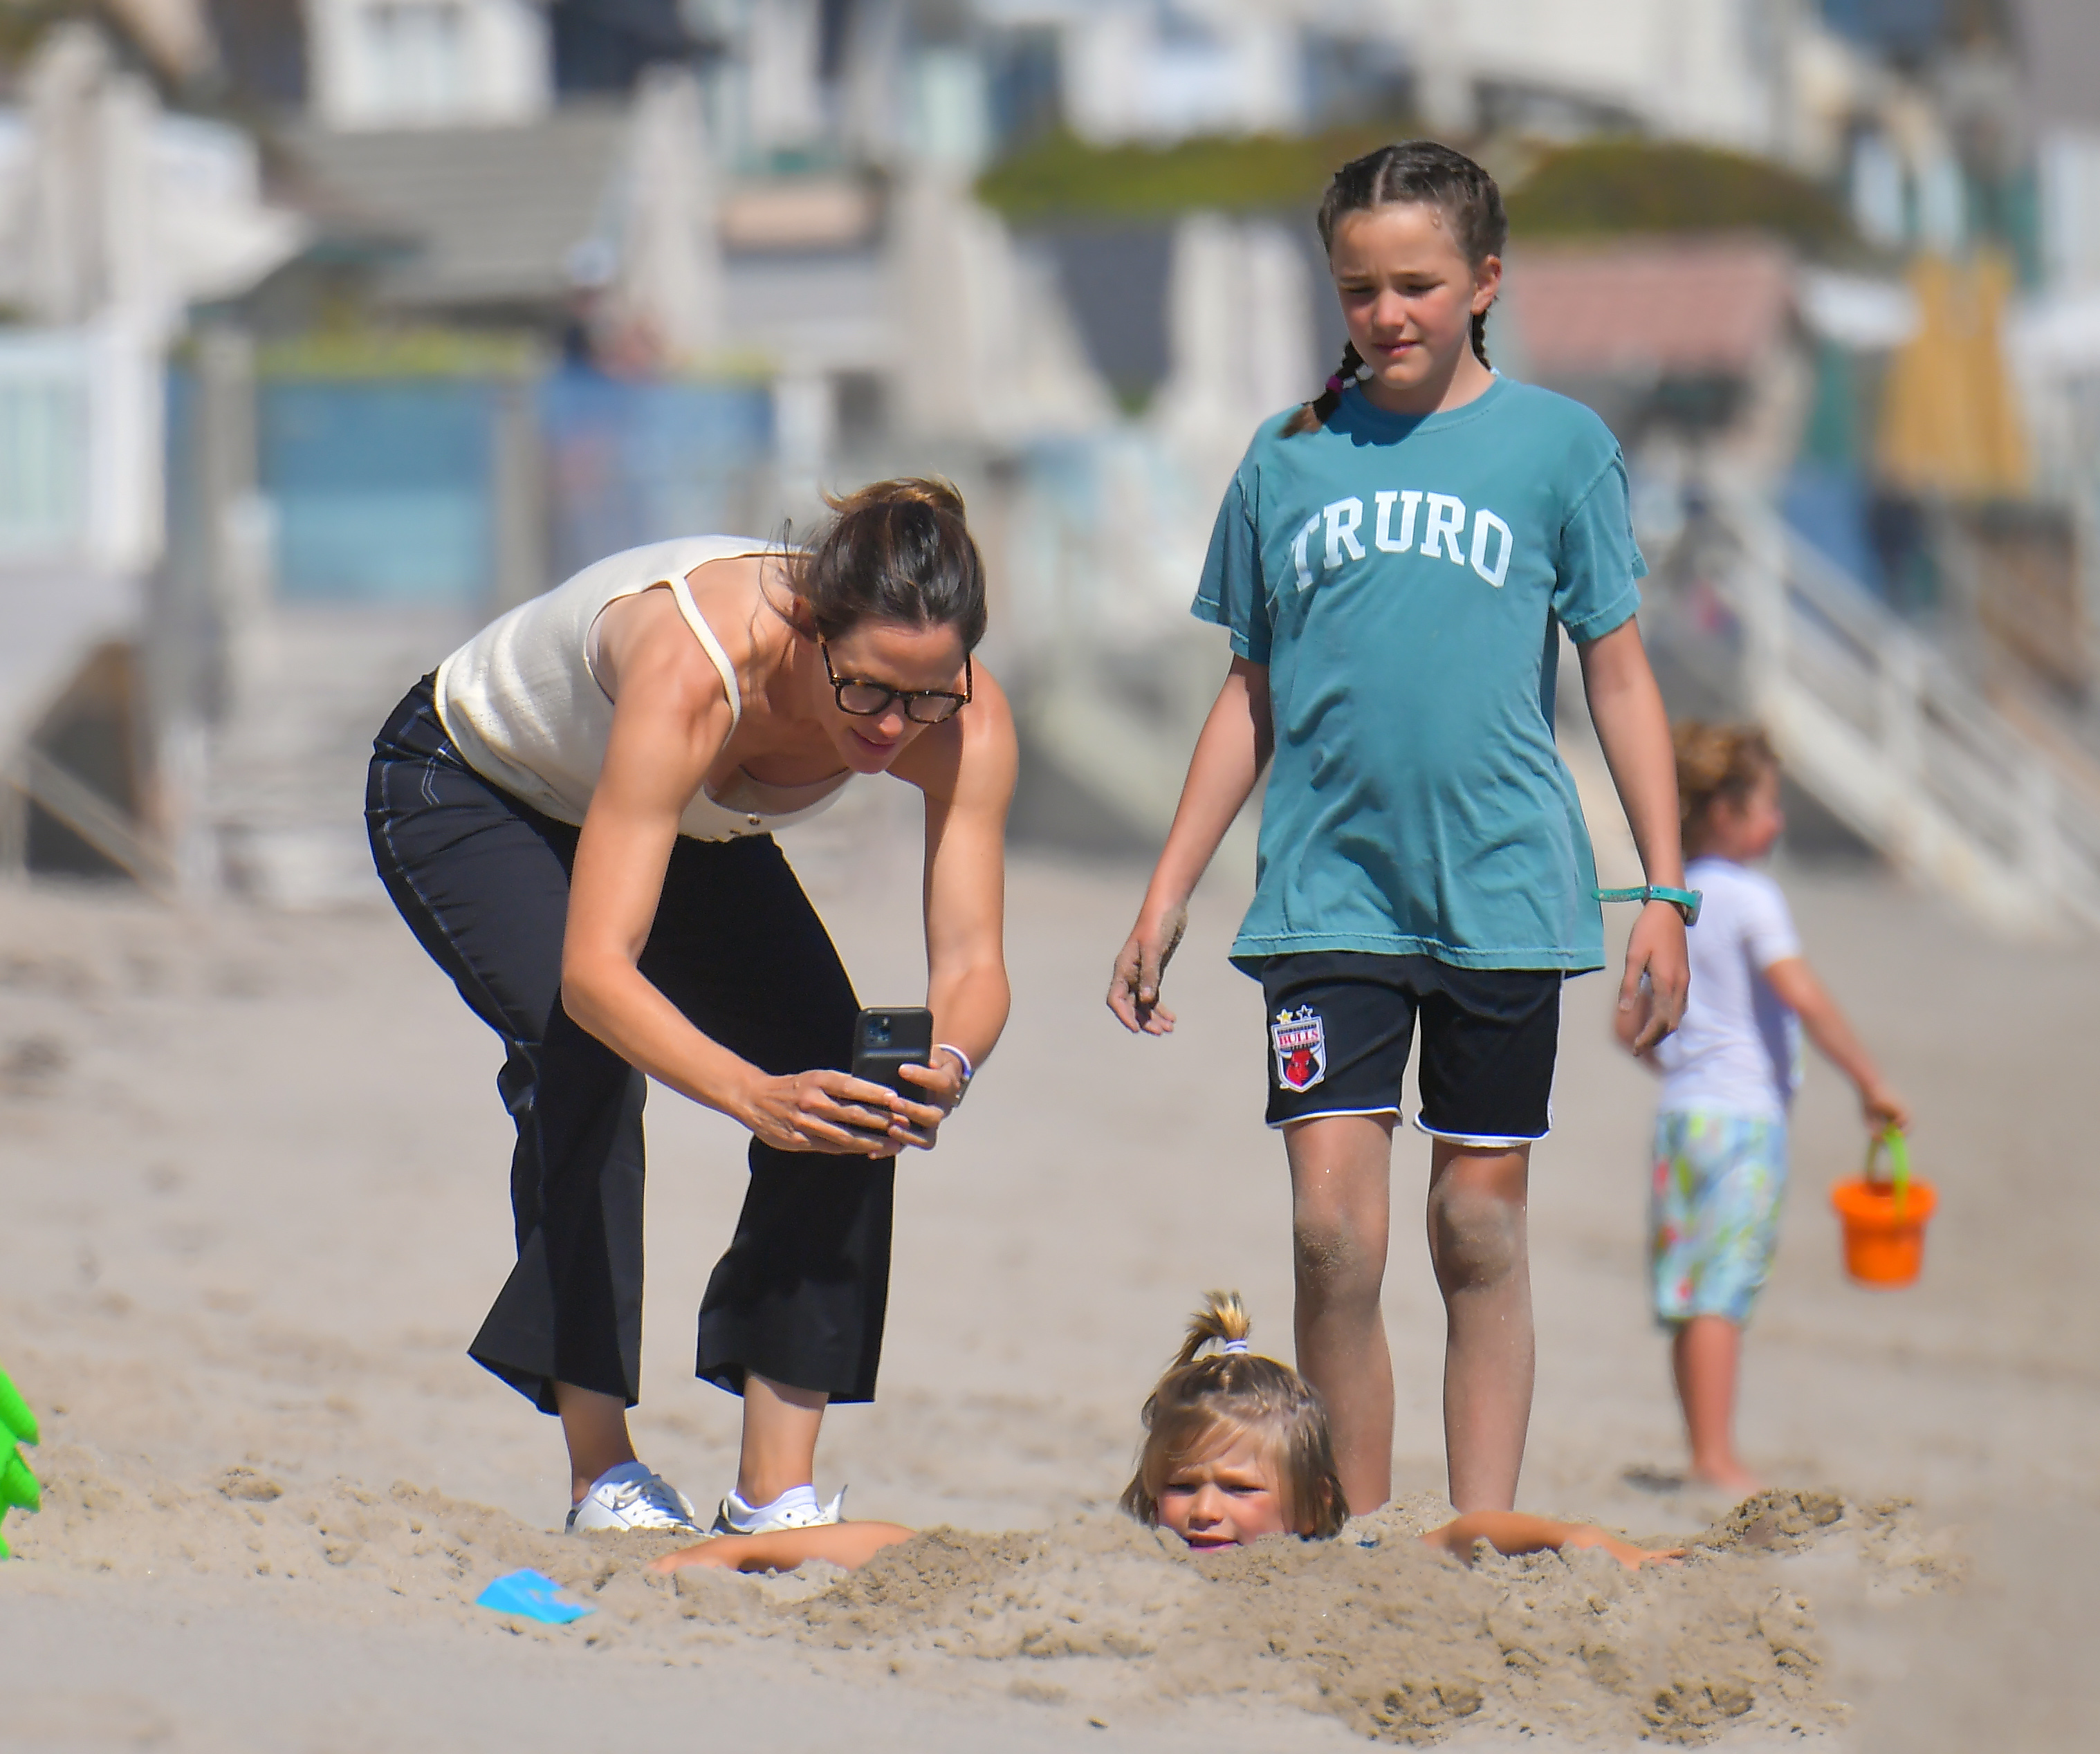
[1259,951,1562,1145]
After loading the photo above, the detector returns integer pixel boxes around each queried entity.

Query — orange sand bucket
[1830,1128,1936,1288]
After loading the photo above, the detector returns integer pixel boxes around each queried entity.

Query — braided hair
[1284,140,1509,438]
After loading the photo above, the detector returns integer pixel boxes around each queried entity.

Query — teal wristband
[1592,885,1702,927]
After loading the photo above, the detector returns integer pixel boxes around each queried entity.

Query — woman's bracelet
[934,1042,974,1092]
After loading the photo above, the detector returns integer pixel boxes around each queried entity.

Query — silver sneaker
[566,1464,701,1533]
[710,1486,847,1535]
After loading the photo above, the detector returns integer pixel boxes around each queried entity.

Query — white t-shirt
[1652,856,1803,1120]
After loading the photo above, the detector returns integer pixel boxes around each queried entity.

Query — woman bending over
[367,480,1015,1538]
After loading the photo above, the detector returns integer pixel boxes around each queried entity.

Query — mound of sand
[19,1437,1955,1746]
[11,859,2088,1747]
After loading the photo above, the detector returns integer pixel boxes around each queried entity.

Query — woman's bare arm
[1578,620,1689,1051]
[1107,656,1273,1035]
[649,1522,917,1575]
[559,631,903,1154]
[1421,1511,1684,1571]
[888,667,1019,1144]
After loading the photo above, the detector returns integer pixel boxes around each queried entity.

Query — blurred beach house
[0,0,2094,931]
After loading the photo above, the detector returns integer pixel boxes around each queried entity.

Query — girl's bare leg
[1426,1141,1534,1513]
[1286,1114,1397,1515]
[1671,1316,1760,1495]
[737,1373,829,1505]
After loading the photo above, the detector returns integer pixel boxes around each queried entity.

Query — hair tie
[1222,1338,1249,1355]
[1323,374,1345,395]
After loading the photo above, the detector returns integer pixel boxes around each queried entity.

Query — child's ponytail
[1172,1289,1254,1366]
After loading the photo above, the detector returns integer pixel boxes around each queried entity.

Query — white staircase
[1686,491,2100,939]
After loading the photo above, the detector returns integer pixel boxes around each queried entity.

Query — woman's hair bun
[824,477,966,521]
[791,476,987,654]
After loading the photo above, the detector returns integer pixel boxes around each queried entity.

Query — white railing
[0,322,174,891]
[1000,431,1243,844]
[0,317,163,573]
[1705,490,2100,939]
[0,744,173,893]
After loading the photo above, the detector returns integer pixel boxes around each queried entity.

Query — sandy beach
[3,786,2097,1750]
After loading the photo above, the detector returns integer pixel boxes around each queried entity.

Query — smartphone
[850,1007,935,1106]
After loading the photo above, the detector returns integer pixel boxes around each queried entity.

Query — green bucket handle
[1864,1125,1911,1213]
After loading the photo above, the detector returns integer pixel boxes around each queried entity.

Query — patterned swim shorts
[1648,1110,1789,1326]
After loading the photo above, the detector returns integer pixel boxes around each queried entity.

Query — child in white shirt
[1628,724,1908,1495]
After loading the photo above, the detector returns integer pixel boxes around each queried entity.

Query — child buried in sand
[651,1294,1680,1576]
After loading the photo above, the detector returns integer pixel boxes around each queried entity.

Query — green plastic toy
[0,1367,39,1559]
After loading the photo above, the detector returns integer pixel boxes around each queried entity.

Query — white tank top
[432,536,851,842]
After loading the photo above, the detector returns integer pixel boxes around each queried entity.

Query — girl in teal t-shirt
[1109,142,1691,1521]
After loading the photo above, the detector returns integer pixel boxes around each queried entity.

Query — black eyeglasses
[820,643,973,724]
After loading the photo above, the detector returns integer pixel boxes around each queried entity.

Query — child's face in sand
[1155,1432,1296,1549]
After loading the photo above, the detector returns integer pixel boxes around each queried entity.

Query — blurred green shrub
[1505,140,1857,255]
[975,124,1414,222]
[976,130,1857,261]
[255,329,544,379]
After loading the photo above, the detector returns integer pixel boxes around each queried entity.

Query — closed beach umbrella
[1876,251,2031,499]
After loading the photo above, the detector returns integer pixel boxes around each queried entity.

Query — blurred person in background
[366,479,1015,1535]
[1634,723,1909,1495]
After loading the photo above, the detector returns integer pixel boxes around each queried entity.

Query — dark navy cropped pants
[365,676,889,1414]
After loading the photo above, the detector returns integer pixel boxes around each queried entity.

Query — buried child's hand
[1563,1526,1687,1571]
[1426,1513,1686,1571]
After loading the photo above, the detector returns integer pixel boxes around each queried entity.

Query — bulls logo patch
[1270,1006,1327,1093]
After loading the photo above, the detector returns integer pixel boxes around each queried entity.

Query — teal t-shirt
[1193,376,1645,974]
